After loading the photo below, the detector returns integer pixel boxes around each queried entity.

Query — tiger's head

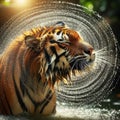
[24,22,95,87]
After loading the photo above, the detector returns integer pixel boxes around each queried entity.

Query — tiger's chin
[70,56,95,71]
[68,54,95,78]
[48,56,95,87]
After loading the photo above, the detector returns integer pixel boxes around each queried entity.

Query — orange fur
[0,24,95,115]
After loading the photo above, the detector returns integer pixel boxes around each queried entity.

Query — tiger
[0,22,95,115]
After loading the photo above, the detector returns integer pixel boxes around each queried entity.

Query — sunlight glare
[15,0,28,6]
[5,0,10,2]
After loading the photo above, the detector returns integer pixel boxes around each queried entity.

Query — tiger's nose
[84,49,95,62]
[79,41,93,54]
[84,47,95,62]
[83,47,94,56]
[81,42,95,61]
[81,41,94,56]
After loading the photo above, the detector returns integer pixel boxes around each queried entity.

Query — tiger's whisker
[95,46,108,53]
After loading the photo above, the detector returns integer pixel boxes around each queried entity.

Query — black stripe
[57,30,61,35]
[43,81,48,88]
[0,99,7,114]
[25,89,40,112]
[11,51,28,112]
[3,89,13,115]
[37,74,41,83]
[0,67,7,114]
[26,89,50,112]
[40,91,53,113]
[52,105,56,114]
[13,73,28,112]
[50,46,58,57]
[55,51,66,65]
[0,51,14,115]
[46,64,52,75]
[44,49,51,64]
[52,76,56,86]
[42,28,51,36]
[20,49,39,94]
[58,43,66,49]
[0,89,8,114]
[20,77,26,96]
[26,90,39,112]
[19,50,27,96]
[50,40,57,44]
[25,88,52,113]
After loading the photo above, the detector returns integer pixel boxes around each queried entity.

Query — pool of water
[0,94,120,120]
[0,106,120,120]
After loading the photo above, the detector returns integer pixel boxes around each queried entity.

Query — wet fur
[0,25,94,115]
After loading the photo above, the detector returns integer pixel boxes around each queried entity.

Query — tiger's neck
[17,44,56,114]
[1,40,53,97]
[19,47,52,95]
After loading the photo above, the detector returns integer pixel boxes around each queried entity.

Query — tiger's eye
[50,40,56,43]
[58,39,63,41]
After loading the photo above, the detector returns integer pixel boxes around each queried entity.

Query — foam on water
[0,1,119,119]
[0,106,120,120]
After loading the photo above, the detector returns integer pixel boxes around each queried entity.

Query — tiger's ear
[54,21,69,28]
[55,21,65,27]
[25,35,40,52]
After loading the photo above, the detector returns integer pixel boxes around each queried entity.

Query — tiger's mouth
[69,53,95,71]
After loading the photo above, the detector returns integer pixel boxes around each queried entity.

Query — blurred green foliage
[80,0,120,71]
[80,0,120,22]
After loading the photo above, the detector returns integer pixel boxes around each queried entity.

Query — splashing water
[0,106,120,120]
[0,1,119,119]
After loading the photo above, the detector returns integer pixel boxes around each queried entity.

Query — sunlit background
[1,0,30,6]
[0,0,120,119]
[0,0,119,36]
